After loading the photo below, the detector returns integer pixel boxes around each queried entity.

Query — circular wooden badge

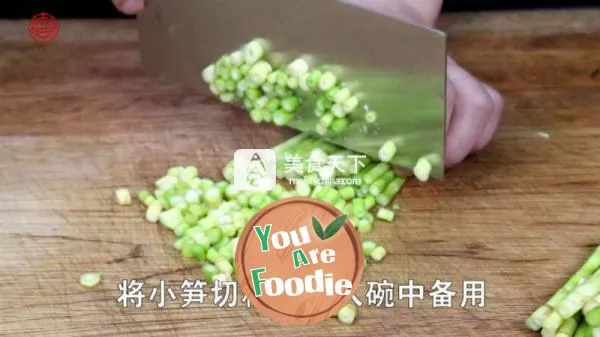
[235,196,365,325]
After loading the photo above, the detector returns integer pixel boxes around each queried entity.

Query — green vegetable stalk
[527,246,600,331]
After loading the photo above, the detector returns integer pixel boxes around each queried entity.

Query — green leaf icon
[312,215,347,240]
[323,215,347,239]
[312,216,325,240]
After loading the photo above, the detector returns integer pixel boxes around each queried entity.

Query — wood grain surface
[1,9,600,337]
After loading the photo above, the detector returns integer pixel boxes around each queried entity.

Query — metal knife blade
[137,0,447,179]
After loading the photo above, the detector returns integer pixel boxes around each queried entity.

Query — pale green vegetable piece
[378,140,397,162]
[365,110,377,123]
[216,259,234,275]
[319,71,337,91]
[159,208,184,230]
[330,118,349,133]
[115,188,132,206]
[209,84,220,95]
[414,157,433,182]
[229,50,244,65]
[250,108,263,123]
[362,241,377,256]
[219,93,236,103]
[376,208,395,222]
[299,73,310,91]
[225,185,240,199]
[79,272,102,288]
[145,200,163,223]
[287,58,310,77]
[286,76,299,89]
[370,246,387,262]
[254,96,269,109]
[185,189,201,204]
[334,87,352,104]
[364,195,376,210]
[248,61,273,85]
[137,189,151,202]
[319,113,334,127]
[295,180,311,197]
[369,171,395,196]
[352,198,366,217]
[202,64,216,83]
[339,186,355,200]
[281,96,300,113]
[180,166,198,181]
[357,219,373,233]
[376,177,405,206]
[243,39,267,64]
[318,165,336,181]
[222,162,234,182]
[538,131,551,139]
[307,69,322,89]
[267,70,279,84]
[336,304,357,324]
[213,273,233,283]
[273,110,293,126]
[331,104,346,118]
[309,148,329,164]
[363,163,390,186]
[343,96,359,113]
[276,72,289,87]
[204,187,223,204]
[230,68,242,82]
[316,123,328,136]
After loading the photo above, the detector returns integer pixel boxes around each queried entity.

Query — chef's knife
[137,0,447,179]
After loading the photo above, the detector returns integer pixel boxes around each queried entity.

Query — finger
[113,0,145,15]
[444,57,460,132]
[474,83,504,151]
[445,76,457,131]
[445,67,494,167]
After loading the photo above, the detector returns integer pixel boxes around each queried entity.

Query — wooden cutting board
[1,9,600,337]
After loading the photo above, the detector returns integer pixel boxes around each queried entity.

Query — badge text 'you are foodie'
[249,214,353,297]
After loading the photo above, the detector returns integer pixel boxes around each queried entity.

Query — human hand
[443,58,504,167]
[112,0,145,15]
[344,0,504,168]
